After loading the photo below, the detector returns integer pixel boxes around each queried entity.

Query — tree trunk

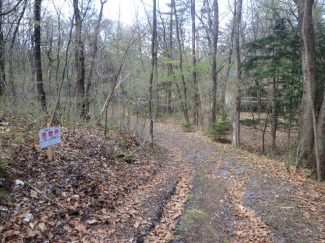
[33,0,47,110]
[149,0,157,147]
[208,0,219,128]
[73,0,86,118]
[257,86,261,122]
[232,0,242,147]
[167,5,173,114]
[295,0,316,162]
[0,27,5,96]
[295,0,321,181]
[0,0,5,96]
[8,0,27,96]
[317,91,325,181]
[271,77,277,152]
[191,0,200,125]
[173,0,190,123]
[85,0,105,116]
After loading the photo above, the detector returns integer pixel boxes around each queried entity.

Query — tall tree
[85,0,106,116]
[191,0,200,125]
[173,0,190,123]
[73,0,86,117]
[34,0,47,110]
[232,0,242,147]
[8,0,27,96]
[167,0,173,114]
[294,0,321,180]
[0,0,5,96]
[294,0,316,162]
[207,0,219,128]
[317,90,325,181]
[149,0,157,146]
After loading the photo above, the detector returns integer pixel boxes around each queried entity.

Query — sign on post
[39,125,61,149]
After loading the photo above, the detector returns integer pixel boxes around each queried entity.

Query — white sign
[39,125,61,149]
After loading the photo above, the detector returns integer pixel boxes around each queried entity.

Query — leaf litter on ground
[0,114,192,242]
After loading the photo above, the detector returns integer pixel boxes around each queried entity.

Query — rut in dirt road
[153,123,325,243]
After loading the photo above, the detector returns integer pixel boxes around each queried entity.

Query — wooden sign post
[47,124,53,161]
[39,125,61,161]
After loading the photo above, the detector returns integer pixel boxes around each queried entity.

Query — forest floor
[153,122,325,243]
[0,113,325,242]
[0,114,192,242]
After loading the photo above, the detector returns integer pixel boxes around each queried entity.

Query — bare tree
[34,0,47,110]
[294,0,316,162]
[85,0,106,116]
[149,0,157,146]
[73,0,86,117]
[294,0,322,181]
[191,0,200,125]
[0,0,5,96]
[317,90,325,181]
[8,0,27,96]
[231,0,242,147]
[168,1,173,113]
[207,0,219,128]
[173,0,190,123]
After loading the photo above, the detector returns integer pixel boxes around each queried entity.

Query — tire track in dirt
[86,147,192,242]
[154,123,235,242]
[154,122,325,243]
[154,123,273,242]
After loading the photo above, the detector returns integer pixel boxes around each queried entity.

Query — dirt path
[153,122,325,243]
[2,118,324,242]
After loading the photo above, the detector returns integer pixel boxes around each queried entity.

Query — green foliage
[113,152,136,164]
[182,209,207,225]
[240,118,261,126]
[243,17,302,112]
[209,109,232,140]
[181,122,194,132]
[210,122,232,140]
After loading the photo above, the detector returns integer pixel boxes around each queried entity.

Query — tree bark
[33,0,47,110]
[0,1,5,96]
[73,0,86,118]
[208,0,219,128]
[85,0,106,116]
[271,77,277,152]
[295,0,322,181]
[173,0,190,123]
[317,91,325,181]
[167,0,173,114]
[6,0,27,96]
[191,0,200,125]
[232,0,242,147]
[295,0,316,162]
[149,0,157,146]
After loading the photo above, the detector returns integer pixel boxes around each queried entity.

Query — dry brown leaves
[145,162,193,243]
[225,174,273,243]
[0,115,167,242]
[246,154,325,230]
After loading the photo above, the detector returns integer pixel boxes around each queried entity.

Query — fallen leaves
[0,116,168,242]
[86,219,98,225]
[30,190,38,199]
[75,224,88,234]
[133,221,140,229]
[225,173,273,243]
[38,222,47,233]
[145,161,193,243]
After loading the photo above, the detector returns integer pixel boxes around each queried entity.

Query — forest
[0,0,325,242]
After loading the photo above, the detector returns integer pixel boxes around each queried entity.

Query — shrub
[181,122,193,132]
[209,109,232,140]
[210,122,232,140]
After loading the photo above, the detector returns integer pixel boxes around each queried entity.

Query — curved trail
[153,122,325,243]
